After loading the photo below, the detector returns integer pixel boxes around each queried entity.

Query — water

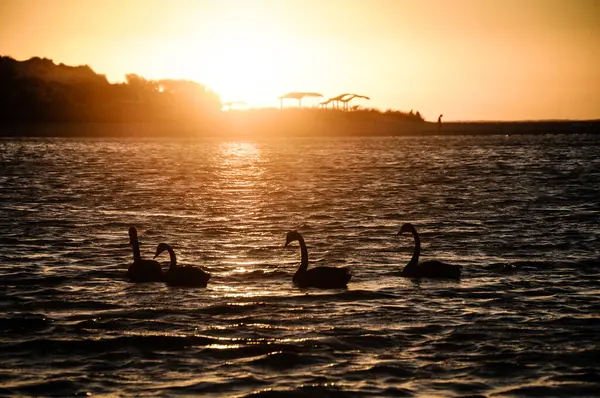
[1,133,599,397]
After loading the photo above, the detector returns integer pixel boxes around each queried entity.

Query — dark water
[1,134,599,397]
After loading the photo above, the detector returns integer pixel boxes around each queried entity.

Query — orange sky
[1,0,599,121]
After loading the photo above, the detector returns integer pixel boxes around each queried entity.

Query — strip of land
[1,56,598,137]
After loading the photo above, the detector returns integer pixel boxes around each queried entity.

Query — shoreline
[1,119,599,138]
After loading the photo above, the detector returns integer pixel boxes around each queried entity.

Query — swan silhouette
[397,223,461,279]
[284,231,352,288]
[126,226,163,282]
[154,243,211,287]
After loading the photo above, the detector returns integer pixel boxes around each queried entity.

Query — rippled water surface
[1,134,600,397]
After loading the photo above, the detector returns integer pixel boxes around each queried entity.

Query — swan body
[285,231,351,289]
[126,226,163,282]
[398,223,461,279]
[154,243,210,287]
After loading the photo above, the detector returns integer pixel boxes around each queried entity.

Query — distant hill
[0,56,221,125]
[0,56,429,137]
[7,56,109,85]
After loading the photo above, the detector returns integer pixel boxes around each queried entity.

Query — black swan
[397,223,461,279]
[154,243,211,287]
[126,226,163,282]
[284,230,351,288]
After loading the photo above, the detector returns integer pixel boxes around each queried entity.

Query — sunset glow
[1,0,599,120]
[146,8,303,107]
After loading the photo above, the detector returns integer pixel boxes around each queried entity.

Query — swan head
[398,223,416,235]
[128,226,139,245]
[285,231,302,246]
[154,242,172,258]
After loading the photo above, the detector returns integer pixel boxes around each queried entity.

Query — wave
[2,379,84,398]
[2,334,217,356]
[0,313,52,334]
[159,375,268,396]
[246,351,330,370]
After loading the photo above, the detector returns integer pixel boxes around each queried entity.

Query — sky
[1,0,599,121]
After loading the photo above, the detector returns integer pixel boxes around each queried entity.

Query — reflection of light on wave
[97,209,199,218]
[215,141,266,277]
[219,141,261,164]
[217,141,263,185]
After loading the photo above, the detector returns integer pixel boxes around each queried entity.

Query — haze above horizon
[1,0,599,121]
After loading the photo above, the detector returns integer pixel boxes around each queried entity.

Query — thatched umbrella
[278,92,323,108]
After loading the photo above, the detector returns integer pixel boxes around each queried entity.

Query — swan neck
[297,236,309,272]
[409,229,421,267]
[132,241,142,262]
[167,246,177,270]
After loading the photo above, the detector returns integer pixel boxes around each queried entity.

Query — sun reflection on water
[219,141,261,165]
[214,141,270,276]
[216,141,265,192]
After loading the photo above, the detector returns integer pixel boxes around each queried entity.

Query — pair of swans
[285,222,461,288]
[127,227,210,287]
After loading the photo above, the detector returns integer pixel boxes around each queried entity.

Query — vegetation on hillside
[0,56,221,123]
